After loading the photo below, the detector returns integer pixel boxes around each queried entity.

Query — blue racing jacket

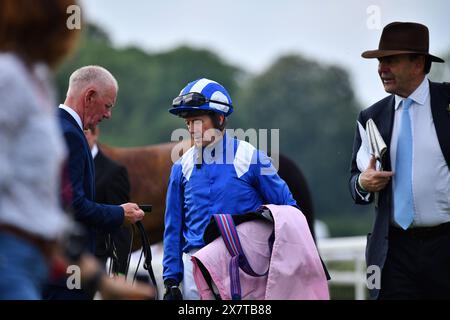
[163,133,297,283]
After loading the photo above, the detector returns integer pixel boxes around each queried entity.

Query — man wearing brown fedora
[349,22,450,299]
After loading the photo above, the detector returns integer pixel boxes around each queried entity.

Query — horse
[101,142,316,247]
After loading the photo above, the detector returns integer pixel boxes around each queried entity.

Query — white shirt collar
[59,104,83,130]
[394,77,429,110]
[91,144,99,159]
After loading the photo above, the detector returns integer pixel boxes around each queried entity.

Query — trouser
[182,249,200,300]
[0,232,49,300]
[379,224,450,299]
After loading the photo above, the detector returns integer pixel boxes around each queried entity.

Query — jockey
[162,78,297,300]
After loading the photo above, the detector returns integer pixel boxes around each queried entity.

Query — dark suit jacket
[349,81,450,299]
[58,109,124,253]
[93,149,132,274]
[44,109,125,300]
[94,150,130,205]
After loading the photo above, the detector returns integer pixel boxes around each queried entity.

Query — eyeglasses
[172,92,231,108]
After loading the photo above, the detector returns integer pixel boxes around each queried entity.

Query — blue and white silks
[163,133,297,283]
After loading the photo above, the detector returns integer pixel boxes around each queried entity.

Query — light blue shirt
[162,133,297,283]
[390,78,450,227]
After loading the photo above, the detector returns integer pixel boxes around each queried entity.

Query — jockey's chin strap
[213,214,275,300]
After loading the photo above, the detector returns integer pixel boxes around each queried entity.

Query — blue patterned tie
[394,98,415,229]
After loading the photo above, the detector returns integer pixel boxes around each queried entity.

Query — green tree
[55,24,243,146]
[232,55,367,223]
[55,24,373,235]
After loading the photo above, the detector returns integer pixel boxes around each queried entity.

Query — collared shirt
[390,78,450,227]
[91,144,99,159]
[59,104,83,130]
[162,133,297,283]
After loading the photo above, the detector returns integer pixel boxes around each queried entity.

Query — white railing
[317,236,367,300]
[123,237,369,300]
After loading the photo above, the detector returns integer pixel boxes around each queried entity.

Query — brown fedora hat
[362,22,444,62]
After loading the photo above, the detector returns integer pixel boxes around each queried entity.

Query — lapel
[374,95,396,171]
[59,108,83,135]
[429,81,450,168]
[87,145,95,198]
[58,108,95,197]
[93,150,108,183]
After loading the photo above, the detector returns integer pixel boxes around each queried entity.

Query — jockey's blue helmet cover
[169,78,233,117]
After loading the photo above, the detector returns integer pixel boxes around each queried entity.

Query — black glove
[163,279,183,300]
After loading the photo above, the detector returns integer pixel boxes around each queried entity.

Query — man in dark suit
[85,126,132,275]
[349,22,450,299]
[44,65,145,300]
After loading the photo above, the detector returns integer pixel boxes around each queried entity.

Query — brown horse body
[101,142,176,245]
[102,142,315,247]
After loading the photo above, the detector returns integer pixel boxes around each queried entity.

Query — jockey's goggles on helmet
[172,92,232,108]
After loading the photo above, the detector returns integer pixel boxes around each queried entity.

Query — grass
[329,285,363,300]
